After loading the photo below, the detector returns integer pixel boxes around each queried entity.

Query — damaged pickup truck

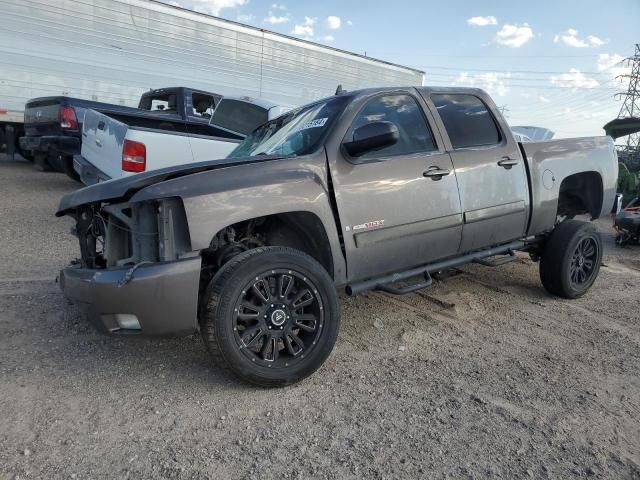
[57,87,618,386]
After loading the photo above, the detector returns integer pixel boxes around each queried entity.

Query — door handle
[498,157,519,169]
[423,166,450,181]
[95,139,102,147]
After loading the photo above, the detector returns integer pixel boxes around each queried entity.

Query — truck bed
[521,136,618,236]
[79,109,239,182]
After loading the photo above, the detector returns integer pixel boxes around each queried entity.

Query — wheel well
[200,212,335,292]
[557,172,603,219]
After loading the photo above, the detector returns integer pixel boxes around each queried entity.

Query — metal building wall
[0,0,424,118]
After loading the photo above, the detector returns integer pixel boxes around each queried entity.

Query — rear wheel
[539,220,602,299]
[60,155,81,182]
[200,246,340,386]
[46,154,66,173]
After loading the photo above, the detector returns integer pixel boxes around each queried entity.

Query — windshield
[227,96,349,158]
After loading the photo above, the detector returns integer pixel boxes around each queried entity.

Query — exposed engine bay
[72,197,191,268]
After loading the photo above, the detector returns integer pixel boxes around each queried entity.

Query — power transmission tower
[497,105,509,119]
[614,43,640,170]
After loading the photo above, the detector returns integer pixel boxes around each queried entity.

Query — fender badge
[352,220,385,231]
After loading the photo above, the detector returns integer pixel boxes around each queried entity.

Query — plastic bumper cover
[59,257,202,336]
[19,135,80,156]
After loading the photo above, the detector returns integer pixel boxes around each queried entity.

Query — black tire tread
[200,246,339,387]
[539,220,601,299]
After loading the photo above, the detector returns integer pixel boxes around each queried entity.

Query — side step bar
[474,250,516,267]
[345,240,527,296]
[376,271,433,295]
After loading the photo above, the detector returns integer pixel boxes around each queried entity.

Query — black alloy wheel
[569,237,598,289]
[200,246,340,386]
[539,220,602,299]
[233,269,324,367]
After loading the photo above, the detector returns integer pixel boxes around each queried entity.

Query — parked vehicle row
[0,0,424,159]
[76,91,285,184]
[18,87,284,183]
[57,86,618,386]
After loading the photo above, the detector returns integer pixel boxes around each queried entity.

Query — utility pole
[614,43,640,170]
[497,105,509,119]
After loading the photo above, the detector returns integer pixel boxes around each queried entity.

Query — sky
[161,0,639,138]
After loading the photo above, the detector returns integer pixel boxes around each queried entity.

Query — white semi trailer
[0,0,424,155]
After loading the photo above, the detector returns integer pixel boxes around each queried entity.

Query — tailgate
[81,109,128,180]
[23,99,61,136]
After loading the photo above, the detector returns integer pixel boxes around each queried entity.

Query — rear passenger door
[427,93,529,252]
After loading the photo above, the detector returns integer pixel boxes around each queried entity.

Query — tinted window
[347,94,436,158]
[431,94,501,149]
[211,100,268,136]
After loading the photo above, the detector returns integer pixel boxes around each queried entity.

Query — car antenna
[335,84,346,95]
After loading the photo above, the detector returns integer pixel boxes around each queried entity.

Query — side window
[192,93,216,119]
[210,100,268,136]
[431,94,501,149]
[347,94,436,158]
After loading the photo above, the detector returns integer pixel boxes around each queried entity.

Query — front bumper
[60,257,202,336]
[19,135,80,156]
[73,154,111,186]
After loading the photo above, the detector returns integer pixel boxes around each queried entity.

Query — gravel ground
[1,157,639,480]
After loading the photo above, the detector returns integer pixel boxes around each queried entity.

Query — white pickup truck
[75,95,284,185]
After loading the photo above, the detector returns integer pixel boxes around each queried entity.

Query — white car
[75,96,286,185]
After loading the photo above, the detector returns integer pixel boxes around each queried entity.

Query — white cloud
[271,3,286,9]
[597,53,631,86]
[495,24,533,48]
[236,13,253,22]
[597,53,625,72]
[264,11,289,24]
[550,69,599,89]
[454,71,511,97]
[467,16,497,26]
[186,0,248,16]
[325,16,341,30]
[554,28,606,48]
[347,20,353,26]
[291,16,316,38]
[538,95,550,103]
[322,35,335,42]
[587,35,605,47]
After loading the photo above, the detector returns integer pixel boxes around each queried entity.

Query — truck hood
[56,155,284,216]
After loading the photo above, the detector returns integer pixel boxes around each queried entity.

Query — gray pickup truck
[57,87,618,386]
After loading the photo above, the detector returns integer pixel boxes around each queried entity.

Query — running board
[376,271,433,295]
[474,250,516,267]
[345,240,527,296]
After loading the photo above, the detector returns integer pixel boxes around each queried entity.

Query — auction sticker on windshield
[295,118,328,132]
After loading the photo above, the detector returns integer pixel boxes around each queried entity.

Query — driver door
[330,92,463,282]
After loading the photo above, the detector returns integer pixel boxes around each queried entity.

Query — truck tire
[46,154,66,173]
[539,220,602,299]
[61,156,81,182]
[200,246,340,387]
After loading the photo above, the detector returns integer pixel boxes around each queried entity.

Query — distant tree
[618,162,639,204]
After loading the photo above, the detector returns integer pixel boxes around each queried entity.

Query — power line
[419,65,619,76]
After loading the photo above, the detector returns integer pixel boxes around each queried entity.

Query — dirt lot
[1,157,639,480]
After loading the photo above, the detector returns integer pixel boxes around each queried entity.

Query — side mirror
[343,121,399,157]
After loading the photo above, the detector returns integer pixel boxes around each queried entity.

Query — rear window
[211,100,268,136]
[139,92,177,112]
[192,92,216,119]
[431,94,501,149]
